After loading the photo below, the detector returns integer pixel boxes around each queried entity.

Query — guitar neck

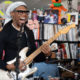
[46,32,60,44]
[24,46,41,64]
[24,23,75,65]
[24,32,60,65]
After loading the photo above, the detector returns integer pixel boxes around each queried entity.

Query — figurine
[50,0,67,24]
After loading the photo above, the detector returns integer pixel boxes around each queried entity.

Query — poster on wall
[43,9,58,24]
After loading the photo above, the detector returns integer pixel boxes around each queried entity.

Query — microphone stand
[58,65,79,80]
[15,24,24,80]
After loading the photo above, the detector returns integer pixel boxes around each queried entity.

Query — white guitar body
[0,47,37,80]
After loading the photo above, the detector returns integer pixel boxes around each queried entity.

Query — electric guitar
[0,24,75,80]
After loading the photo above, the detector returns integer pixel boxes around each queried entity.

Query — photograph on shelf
[70,12,78,25]
[44,9,58,24]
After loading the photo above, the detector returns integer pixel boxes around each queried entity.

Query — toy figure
[50,0,67,24]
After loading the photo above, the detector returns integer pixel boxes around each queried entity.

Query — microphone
[17,23,25,39]
[17,23,25,49]
[20,23,25,33]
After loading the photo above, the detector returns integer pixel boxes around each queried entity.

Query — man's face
[11,6,28,27]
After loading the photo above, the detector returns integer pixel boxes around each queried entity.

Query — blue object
[32,62,60,80]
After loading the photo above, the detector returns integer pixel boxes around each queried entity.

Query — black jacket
[0,20,46,70]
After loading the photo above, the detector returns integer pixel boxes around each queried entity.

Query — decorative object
[50,0,67,24]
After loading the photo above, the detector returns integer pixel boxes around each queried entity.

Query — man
[0,1,59,80]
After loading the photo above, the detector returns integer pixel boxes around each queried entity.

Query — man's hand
[41,43,51,56]
[19,61,26,71]
[6,61,26,71]
[6,63,15,70]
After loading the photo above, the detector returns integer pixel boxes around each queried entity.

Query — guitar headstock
[59,23,75,34]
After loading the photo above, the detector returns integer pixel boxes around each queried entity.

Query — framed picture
[70,12,78,25]
[44,9,58,24]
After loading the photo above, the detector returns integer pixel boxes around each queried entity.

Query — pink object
[27,19,39,30]
[2,50,5,60]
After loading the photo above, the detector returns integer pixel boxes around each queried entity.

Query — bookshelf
[33,23,80,79]
[33,22,80,63]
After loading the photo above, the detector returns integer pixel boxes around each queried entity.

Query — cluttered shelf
[35,40,80,43]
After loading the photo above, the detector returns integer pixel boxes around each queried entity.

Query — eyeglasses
[14,10,29,15]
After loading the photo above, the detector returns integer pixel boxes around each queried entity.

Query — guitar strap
[24,30,33,67]
[24,31,31,49]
